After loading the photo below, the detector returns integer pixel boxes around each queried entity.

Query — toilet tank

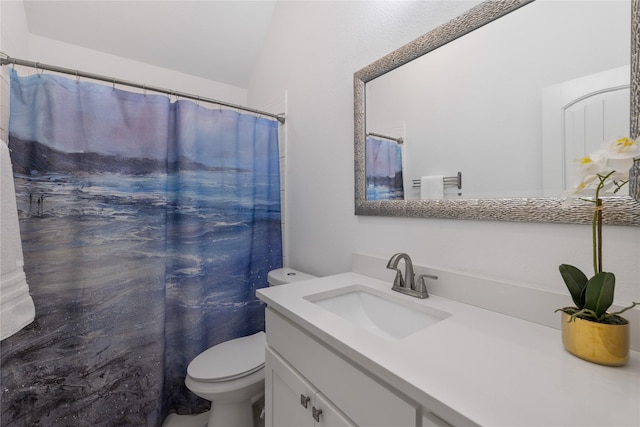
[267,268,317,286]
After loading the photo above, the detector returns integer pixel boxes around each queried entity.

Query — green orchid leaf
[559,264,588,309]
[584,272,616,319]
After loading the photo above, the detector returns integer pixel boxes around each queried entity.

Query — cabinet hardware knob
[300,394,311,408]
[312,407,323,422]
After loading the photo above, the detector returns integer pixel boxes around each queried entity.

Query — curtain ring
[112,79,116,91]
[143,84,146,97]
[35,62,43,77]
[75,70,80,84]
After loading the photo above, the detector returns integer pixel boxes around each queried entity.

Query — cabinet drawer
[266,308,417,427]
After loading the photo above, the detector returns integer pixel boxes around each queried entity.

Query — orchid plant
[557,137,639,324]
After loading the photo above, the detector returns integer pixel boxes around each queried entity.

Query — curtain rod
[0,55,285,124]
[367,132,404,144]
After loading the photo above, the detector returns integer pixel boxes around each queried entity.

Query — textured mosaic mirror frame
[354,0,640,225]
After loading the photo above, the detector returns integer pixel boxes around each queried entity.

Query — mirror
[354,0,640,225]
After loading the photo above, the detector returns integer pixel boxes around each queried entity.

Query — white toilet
[184,268,316,427]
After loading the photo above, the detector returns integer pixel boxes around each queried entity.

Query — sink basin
[304,285,451,340]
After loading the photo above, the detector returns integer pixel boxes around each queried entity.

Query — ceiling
[22,0,278,88]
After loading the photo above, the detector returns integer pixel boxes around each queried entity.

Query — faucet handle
[416,274,437,298]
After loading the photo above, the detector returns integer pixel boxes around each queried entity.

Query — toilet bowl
[185,332,266,427]
[184,268,316,427]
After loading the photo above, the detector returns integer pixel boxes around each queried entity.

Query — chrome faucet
[386,253,437,299]
[386,253,415,289]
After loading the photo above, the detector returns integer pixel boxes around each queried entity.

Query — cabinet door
[266,347,357,427]
[266,308,417,427]
[266,348,315,427]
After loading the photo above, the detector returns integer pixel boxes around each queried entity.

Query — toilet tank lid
[268,268,317,285]
[187,331,266,382]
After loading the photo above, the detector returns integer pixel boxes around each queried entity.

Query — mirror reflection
[365,1,630,201]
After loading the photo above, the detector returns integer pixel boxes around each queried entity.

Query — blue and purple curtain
[365,136,404,200]
[1,69,282,426]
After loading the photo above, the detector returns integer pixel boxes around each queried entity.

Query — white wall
[0,0,29,57]
[248,1,640,309]
[0,0,247,106]
[25,35,248,106]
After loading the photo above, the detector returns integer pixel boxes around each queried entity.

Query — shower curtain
[365,136,404,200]
[1,69,282,426]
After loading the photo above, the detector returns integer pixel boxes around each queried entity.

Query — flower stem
[592,199,598,275]
[596,198,602,274]
[592,171,614,275]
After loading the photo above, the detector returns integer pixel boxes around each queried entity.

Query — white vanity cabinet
[258,272,640,427]
[266,347,355,427]
[264,308,418,427]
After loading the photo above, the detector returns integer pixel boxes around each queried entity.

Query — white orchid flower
[570,137,638,196]
[608,136,640,156]
[603,136,640,173]
[572,152,607,195]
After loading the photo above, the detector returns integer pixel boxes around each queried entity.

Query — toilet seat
[187,331,266,383]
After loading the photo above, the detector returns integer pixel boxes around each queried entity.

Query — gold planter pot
[561,312,629,366]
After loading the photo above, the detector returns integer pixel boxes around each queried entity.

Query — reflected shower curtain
[365,136,404,200]
[1,69,282,426]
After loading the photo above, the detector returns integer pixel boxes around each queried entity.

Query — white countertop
[257,272,640,427]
